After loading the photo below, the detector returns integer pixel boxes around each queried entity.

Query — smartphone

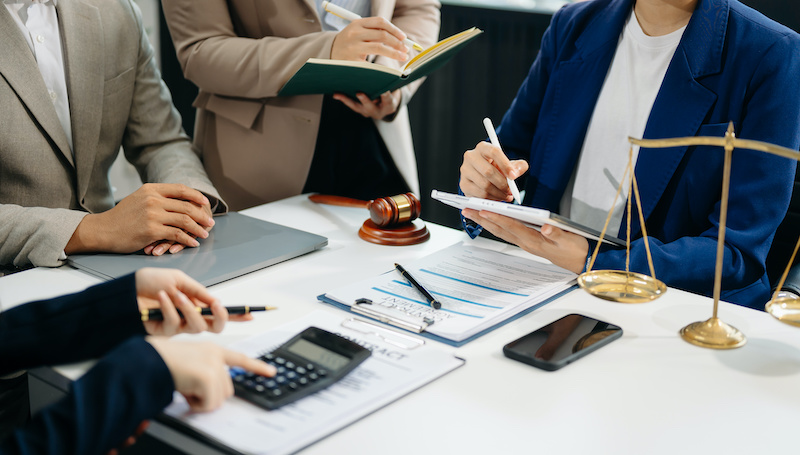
[503,314,622,371]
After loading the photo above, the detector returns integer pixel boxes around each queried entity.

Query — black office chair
[766,162,800,298]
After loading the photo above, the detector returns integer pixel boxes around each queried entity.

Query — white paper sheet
[323,243,576,342]
[162,311,464,455]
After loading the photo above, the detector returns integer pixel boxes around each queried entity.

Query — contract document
[162,311,463,455]
[320,243,577,344]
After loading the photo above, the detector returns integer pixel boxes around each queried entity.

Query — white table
[3,195,799,454]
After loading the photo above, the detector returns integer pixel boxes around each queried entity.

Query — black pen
[394,263,441,309]
[141,306,277,322]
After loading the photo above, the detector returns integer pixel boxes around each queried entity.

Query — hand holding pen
[135,268,264,337]
[323,1,422,63]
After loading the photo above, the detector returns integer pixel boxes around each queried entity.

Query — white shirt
[316,0,371,32]
[4,0,73,153]
[559,10,685,235]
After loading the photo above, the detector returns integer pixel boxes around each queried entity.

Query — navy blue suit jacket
[492,0,800,308]
[0,275,174,455]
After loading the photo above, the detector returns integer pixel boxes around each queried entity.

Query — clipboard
[431,190,625,247]
[317,285,576,347]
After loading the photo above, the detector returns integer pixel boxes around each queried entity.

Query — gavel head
[366,193,422,228]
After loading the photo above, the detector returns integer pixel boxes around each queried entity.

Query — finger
[158,204,213,237]
[333,94,369,117]
[228,313,254,322]
[150,183,208,208]
[158,290,182,336]
[169,243,186,254]
[174,291,207,333]
[207,300,229,334]
[143,241,158,255]
[358,16,407,46]
[223,350,277,377]
[152,241,173,256]
[477,141,519,180]
[176,274,216,308]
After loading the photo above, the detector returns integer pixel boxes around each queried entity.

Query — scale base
[765,294,800,327]
[680,317,746,349]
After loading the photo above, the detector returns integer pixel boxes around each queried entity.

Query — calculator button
[285,361,296,369]
[274,357,286,365]
[263,353,275,361]
[317,369,327,377]
[233,375,245,384]
[305,363,315,371]
[272,389,283,397]
[288,382,298,390]
[298,377,309,386]
[308,373,319,381]
[286,371,298,380]
[265,380,277,389]
[276,366,286,374]
[295,367,307,375]
[275,376,287,384]
[254,385,266,393]
[244,380,256,389]
[255,376,267,384]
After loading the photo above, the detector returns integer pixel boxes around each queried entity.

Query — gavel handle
[308,194,369,209]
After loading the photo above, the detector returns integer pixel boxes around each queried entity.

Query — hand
[105,420,149,455]
[66,183,215,255]
[333,90,401,119]
[135,268,253,337]
[461,210,589,273]
[460,141,529,202]
[147,337,277,412]
[331,17,409,62]
[144,203,214,256]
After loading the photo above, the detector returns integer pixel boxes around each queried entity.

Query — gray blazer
[0,0,225,268]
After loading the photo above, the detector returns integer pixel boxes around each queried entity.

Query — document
[320,243,577,344]
[162,311,464,455]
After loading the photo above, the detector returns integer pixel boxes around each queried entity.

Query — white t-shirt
[316,0,371,32]
[559,10,685,235]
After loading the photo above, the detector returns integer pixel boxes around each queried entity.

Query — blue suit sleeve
[0,337,174,455]
[0,274,145,376]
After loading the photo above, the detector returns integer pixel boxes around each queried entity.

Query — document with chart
[162,311,463,455]
[320,243,577,345]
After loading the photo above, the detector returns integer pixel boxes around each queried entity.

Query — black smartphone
[503,314,622,371]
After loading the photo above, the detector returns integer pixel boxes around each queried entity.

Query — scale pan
[765,295,800,327]
[578,270,666,303]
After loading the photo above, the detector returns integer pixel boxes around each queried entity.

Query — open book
[278,27,483,99]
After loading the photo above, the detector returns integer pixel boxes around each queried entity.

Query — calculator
[229,327,371,410]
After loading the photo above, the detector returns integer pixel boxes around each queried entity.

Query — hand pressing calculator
[229,327,371,410]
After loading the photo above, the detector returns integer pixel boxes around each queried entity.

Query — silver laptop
[68,212,328,286]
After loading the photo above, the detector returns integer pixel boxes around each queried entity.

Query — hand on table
[461,210,589,274]
[135,268,253,337]
[460,141,529,202]
[66,183,215,256]
[147,337,276,412]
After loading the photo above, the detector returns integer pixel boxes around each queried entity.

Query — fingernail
[169,244,181,254]
[208,217,215,227]
[192,239,200,247]
[155,245,166,255]
[203,196,210,206]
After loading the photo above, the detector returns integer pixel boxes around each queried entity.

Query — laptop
[68,212,328,286]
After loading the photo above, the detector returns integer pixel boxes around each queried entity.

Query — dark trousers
[302,95,409,200]
[0,372,30,441]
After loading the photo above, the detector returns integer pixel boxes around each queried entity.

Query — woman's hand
[331,17,409,62]
[333,90,401,119]
[135,268,252,337]
[460,141,528,202]
[461,210,589,273]
[147,338,276,412]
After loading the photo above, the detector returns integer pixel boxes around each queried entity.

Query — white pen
[483,117,522,205]
[322,1,424,52]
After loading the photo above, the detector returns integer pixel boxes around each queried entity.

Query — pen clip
[351,298,433,333]
[341,317,425,350]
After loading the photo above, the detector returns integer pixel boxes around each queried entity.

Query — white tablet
[431,190,625,246]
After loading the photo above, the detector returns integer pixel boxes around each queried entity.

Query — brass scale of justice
[579,122,800,349]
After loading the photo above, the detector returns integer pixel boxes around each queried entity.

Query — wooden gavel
[308,193,422,228]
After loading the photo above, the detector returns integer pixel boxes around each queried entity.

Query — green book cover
[278,28,482,99]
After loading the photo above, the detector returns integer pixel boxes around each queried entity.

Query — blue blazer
[0,275,174,455]
[494,0,800,309]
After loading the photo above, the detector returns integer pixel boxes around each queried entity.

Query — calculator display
[287,338,350,371]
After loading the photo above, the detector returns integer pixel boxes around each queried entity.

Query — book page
[403,27,482,75]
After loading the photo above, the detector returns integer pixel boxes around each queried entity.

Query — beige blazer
[0,0,223,268]
[163,0,441,210]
